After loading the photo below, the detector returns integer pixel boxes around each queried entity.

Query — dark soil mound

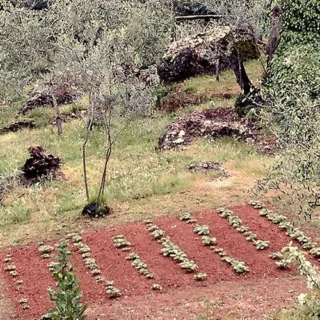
[0,120,35,135]
[19,75,79,115]
[20,146,64,184]
[82,203,111,218]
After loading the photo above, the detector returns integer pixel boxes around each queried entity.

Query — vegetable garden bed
[0,204,317,319]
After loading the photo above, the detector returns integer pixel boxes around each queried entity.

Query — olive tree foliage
[279,244,320,318]
[263,0,320,103]
[0,0,171,100]
[0,0,55,100]
[203,0,270,37]
[255,0,320,220]
[255,94,320,220]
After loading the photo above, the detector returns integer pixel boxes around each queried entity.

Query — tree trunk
[230,58,253,95]
[52,93,62,135]
[266,5,282,59]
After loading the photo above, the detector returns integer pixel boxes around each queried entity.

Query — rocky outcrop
[158,108,273,154]
[158,25,259,83]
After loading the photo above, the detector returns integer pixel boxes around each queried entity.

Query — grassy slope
[0,59,269,248]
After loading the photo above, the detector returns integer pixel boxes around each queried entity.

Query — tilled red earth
[0,204,317,319]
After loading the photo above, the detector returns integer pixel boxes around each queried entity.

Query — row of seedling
[113,235,154,279]
[126,252,154,279]
[145,220,203,278]
[37,242,61,282]
[38,243,55,259]
[114,234,164,290]
[217,208,269,250]
[3,253,18,277]
[250,200,320,258]
[67,233,121,298]
[113,234,131,251]
[181,213,249,274]
[3,253,29,310]
[269,251,291,269]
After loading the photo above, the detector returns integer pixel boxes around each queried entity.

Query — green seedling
[194,225,210,235]
[202,236,216,246]
[269,252,284,260]
[152,284,163,291]
[179,260,198,272]
[38,245,54,254]
[194,273,207,281]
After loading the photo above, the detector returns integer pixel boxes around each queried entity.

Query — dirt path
[85,276,306,320]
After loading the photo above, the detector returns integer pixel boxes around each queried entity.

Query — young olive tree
[46,0,171,216]
[45,241,86,320]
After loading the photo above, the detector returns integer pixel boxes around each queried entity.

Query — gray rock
[158,25,260,83]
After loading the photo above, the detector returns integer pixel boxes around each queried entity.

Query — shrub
[44,241,86,320]
[257,1,320,220]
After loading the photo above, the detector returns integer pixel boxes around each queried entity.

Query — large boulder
[174,0,210,16]
[158,25,260,83]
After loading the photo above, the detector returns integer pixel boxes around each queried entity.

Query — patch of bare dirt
[85,276,306,320]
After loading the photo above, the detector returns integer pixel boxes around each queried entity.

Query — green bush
[258,0,320,220]
[44,241,86,320]
[264,0,320,105]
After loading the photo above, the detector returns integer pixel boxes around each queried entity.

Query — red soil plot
[189,208,298,277]
[0,243,55,319]
[155,212,296,280]
[231,204,302,252]
[232,204,320,266]
[0,204,315,319]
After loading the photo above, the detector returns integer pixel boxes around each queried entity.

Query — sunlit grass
[183,59,266,95]
[0,113,270,230]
